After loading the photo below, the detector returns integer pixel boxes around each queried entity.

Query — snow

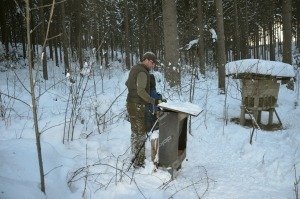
[184,39,199,50]
[225,59,295,78]
[158,101,203,116]
[0,55,300,199]
[209,28,217,42]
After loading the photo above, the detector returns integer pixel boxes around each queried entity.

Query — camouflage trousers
[126,102,147,166]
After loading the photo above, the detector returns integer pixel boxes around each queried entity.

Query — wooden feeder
[225,59,295,127]
[152,102,202,179]
[240,77,280,126]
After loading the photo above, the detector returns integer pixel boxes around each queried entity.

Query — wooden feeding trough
[240,78,280,126]
[225,59,295,127]
[152,102,203,179]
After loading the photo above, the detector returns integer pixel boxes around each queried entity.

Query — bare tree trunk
[269,0,275,61]
[150,0,156,52]
[197,0,206,76]
[241,0,249,59]
[296,2,300,51]
[54,37,59,66]
[0,0,9,55]
[162,0,181,87]
[25,0,45,193]
[49,37,53,60]
[124,0,131,69]
[215,0,226,93]
[61,1,70,74]
[75,0,83,69]
[20,14,26,59]
[263,28,267,59]
[39,0,48,80]
[233,0,241,60]
[104,39,109,68]
[137,1,143,61]
[255,31,259,58]
[269,20,275,60]
[282,0,292,64]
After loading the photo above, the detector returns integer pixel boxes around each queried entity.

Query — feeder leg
[274,109,283,126]
[240,105,245,125]
[151,138,158,163]
[253,108,259,123]
[268,108,274,126]
[257,111,262,123]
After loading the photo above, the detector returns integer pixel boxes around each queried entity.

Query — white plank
[158,101,203,116]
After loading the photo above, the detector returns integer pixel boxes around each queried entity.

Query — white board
[158,101,203,116]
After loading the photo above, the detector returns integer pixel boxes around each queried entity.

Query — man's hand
[156,111,160,118]
[155,99,167,105]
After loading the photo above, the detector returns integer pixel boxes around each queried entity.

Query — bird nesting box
[225,59,295,127]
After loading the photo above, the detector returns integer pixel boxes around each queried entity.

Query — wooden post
[240,105,245,125]
[253,107,259,124]
[151,138,159,164]
[268,108,274,126]
[257,110,262,124]
[274,109,283,126]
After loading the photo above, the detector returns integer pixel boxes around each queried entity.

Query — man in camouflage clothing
[126,52,161,168]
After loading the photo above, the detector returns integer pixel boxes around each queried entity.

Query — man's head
[142,52,158,70]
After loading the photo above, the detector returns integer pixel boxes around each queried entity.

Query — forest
[1,0,300,198]
[0,0,299,85]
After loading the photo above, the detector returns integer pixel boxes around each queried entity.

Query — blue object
[145,74,162,132]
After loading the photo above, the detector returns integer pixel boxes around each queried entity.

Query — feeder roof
[225,59,295,80]
[158,101,203,116]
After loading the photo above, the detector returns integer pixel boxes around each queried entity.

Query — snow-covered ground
[0,55,300,199]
